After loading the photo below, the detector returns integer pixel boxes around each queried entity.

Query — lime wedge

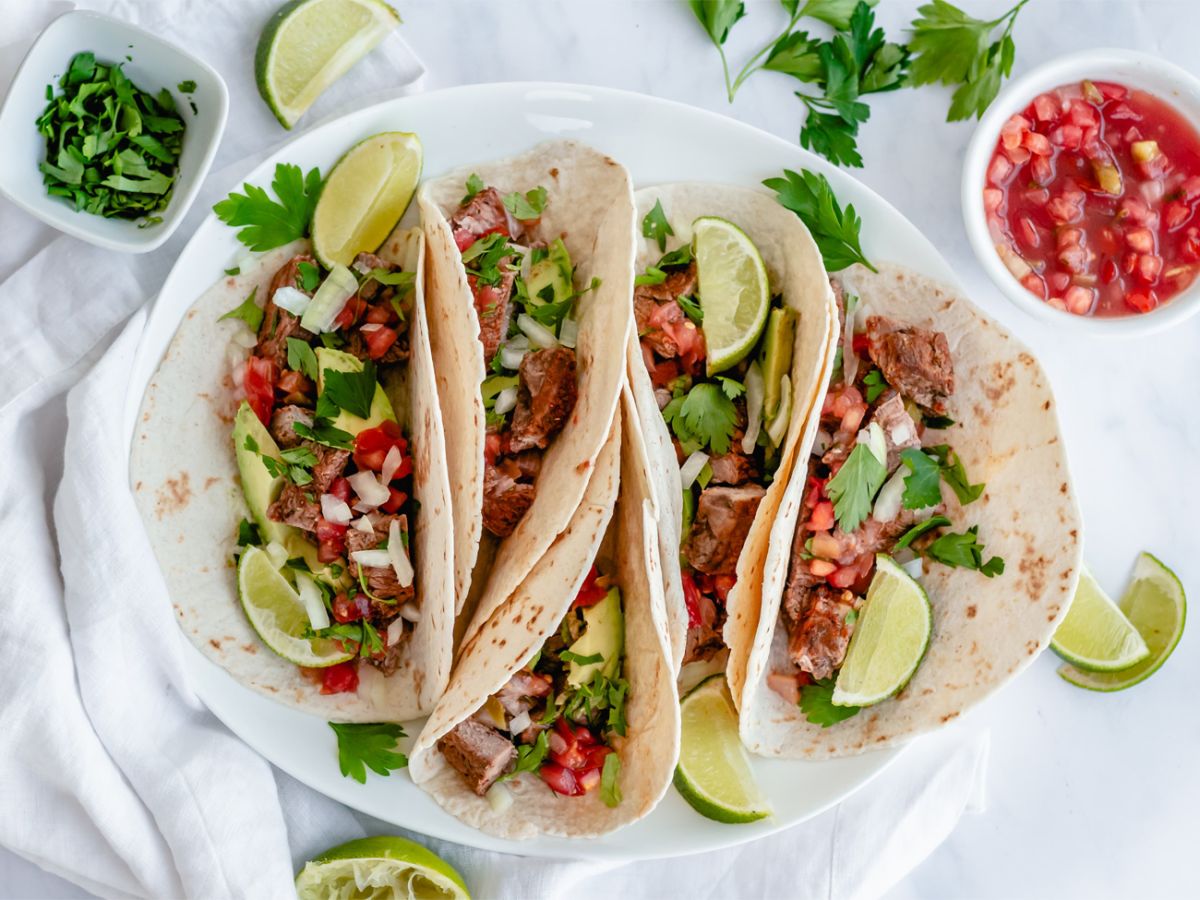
[1050,566,1150,671]
[296,836,470,900]
[674,674,770,824]
[831,555,932,708]
[692,216,770,376]
[311,131,423,268]
[1059,553,1186,691]
[238,545,352,668]
[256,0,401,129]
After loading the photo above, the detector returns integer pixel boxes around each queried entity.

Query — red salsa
[984,80,1200,317]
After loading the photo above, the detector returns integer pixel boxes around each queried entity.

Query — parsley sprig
[663,382,740,456]
[764,168,875,272]
[329,722,408,783]
[214,163,322,251]
[800,678,860,727]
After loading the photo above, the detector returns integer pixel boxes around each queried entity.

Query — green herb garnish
[764,168,875,272]
[213,163,322,251]
[800,678,860,727]
[218,287,263,332]
[641,198,674,251]
[329,722,408,784]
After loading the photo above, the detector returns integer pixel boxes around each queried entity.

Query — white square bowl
[0,10,228,253]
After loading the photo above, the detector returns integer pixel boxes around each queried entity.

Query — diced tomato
[333,296,367,330]
[1125,288,1158,312]
[826,565,859,589]
[983,188,1003,215]
[243,356,276,426]
[1100,259,1119,284]
[315,517,347,563]
[1136,254,1163,283]
[986,154,1013,186]
[1046,194,1083,225]
[539,763,583,796]
[453,222,508,253]
[1033,93,1059,122]
[365,304,392,325]
[681,571,702,629]
[276,368,311,400]
[381,486,408,513]
[1020,272,1047,299]
[354,421,409,475]
[1048,271,1071,294]
[710,574,737,604]
[653,309,705,373]
[328,477,351,502]
[1164,201,1192,231]
[332,592,362,623]
[484,432,502,465]
[571,566,608,609]
[1125,228,1155,253]
[1095,81,1128,102]
[1064,286,1095,316]
[807,500,835,532]
[362,325,399,360]
[1184,228,1200,261]
[469,278,510,325]
[548,719,596,770]
[1000,114,1030,150]
[320,662,359,695]
[578,767,603,793]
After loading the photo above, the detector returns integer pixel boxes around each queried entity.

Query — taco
[409,399,679,839]
[131,226,455,720]
[739,263,1082,758]
[417,140,634,636]
[624,185,838,681]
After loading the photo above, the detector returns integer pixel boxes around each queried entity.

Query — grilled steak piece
[788,585,857,680]
[707,451,758,486]
[495,669,553,718]
[683,485,766,575]
[683,590,726,665]
[865,316,955,414]
[450,187,516,249]
[269,405,313,449]
[309,445,351,494]
[635,295,684,359]
[439,719,516,796]
[634,261,697,303]
[256,255,316,371]
[471,270,517,365]
[268,483,320,532]
[368,622,410,676]
[509,347,577,452]
[867,391,921,472]
[482,463,536,537]
[346,514,414,603]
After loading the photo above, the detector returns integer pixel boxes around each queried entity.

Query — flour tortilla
[409,400,680,839]
[418,140,635,638]
[740,263,1083,758]
[624,185,838,692]
[130,228,456,721]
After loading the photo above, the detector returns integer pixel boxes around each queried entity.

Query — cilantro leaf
[658,245,694,268]
[927,444,985,505]
[688,0,746,46]
[293,420,353,450]
[297,261,321,292]
[642,198,675,251]
[322,361,378,419]
[923,413,956,430]
[286,337,318,379]
[177,79,196,93]
[899,448,942,510]
[802,0,879,31]
[718,376,745,400]
[925,525,1004,576]
[213,163,322,251]
[825,441,886,532]
[862,368,888,403]
[894,514,952,551]
[800,679,859,727]
[678,295,704,325]
[800,105,865,168]
[461,173,484,205]
[502,186,547,220]
[600,753,622,808]
[218,287,263,332]
[908,0,1029,122]
[462,233,519,287]
[280,446,317,466]
[504,731,549,781]
[666,383,739,455]
[236,518,262,547]
[765,31,824,82]
[560,650,604,667]
[329,722,408,784]
[764,168,876,272]
[635,267,667,287]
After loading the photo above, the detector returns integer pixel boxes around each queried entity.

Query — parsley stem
[727,6,807,101]
[990,0,1031,29]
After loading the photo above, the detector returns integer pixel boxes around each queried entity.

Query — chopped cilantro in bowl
[35,51,185,223]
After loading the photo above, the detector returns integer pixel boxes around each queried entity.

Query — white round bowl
[962,48,1200,337]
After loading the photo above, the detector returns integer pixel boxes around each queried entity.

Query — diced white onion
[872,469,906,523]
[381,445,403,484]
[1140,179,1165,204]
[508,711,532,736]
[386,617,405,646]
[231,360,247,390]
[348,470,390,508]
[741,362,764,455]
[901,556,925,580]
[264,541,288,569]
[320,493,352,525]
[811,429,832,457]
[558,317,578,349]
[493,386,518,416]
[516,313,559,348]
[229,328,258,349]
[351,515,376,534]
[360,322,383,333]
[351,549,391,568]
[399,602,421,623]
[887,414,918,450]
[388,518,414,588]
[299,264,357,333]
[352,501,372,513]
[294,572,330,631]
[500,343,529,371]
[857,421,887,467]
[840,284,862,385]
[272,286,311,316]
[487,782,513,813]
[679,450,710,490]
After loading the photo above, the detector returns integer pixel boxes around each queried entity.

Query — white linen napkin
[0,2,989,898]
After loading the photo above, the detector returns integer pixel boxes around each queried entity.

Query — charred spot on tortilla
[966,605,977,619]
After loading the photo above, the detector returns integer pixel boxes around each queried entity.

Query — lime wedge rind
[296,836,470,900]
[692,216,771,376]
[674,674,771,824]
[1050,565,1150,671]
[1058,552,1185,692]
[831,555,933,709]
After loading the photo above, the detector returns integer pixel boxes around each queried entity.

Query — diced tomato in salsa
[985,80,1200,316]
[571,566,608,609]
[320,662,359,694]
[681,571,703,628]
[243,356,276,425]
[362,325,399,360]
[353,421,410,477]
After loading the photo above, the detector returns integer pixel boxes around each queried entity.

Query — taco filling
[229,248,423,696]
[770,281,1005,705]
[635,228,795,666]
[447,179,589,538]
[438,567,627,804]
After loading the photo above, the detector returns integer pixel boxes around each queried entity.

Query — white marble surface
[3,1,1198,897]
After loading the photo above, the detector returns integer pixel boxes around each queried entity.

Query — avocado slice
[759,307,797,424]
[525,238,574,306]
[315,347,396,436]
[567,587,624,686]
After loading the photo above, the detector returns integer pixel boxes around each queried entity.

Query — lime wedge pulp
[238,545,352,668]
[256,0,401,129]
[674,674,771,824]
[311,131,423,268]
[1051,565,1150,671]
[692,216,771,376]
[1059,553,1186,691]
[831,555,932,708]
[296,836,470,900]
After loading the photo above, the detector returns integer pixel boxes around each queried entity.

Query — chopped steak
[269,405,312,449]
[343,328,410,365]
[482,463,536,537]
[309,445,351,494]
[495,669,552,717]
[509,347,577,452]
[867,391,921,472]
[439,719,516,796]
[634,261,697,303]
[865,316,955,413]
[683,591,725,665]
[450,187,517,248]
[788,585,857,680]
[511,451,542,481]
[683,485,766,575]
[346,514,414,603]
[707,451,758,486]
[471,270,516,365]
[268,483,319,532]
[256,255,316,371]
[635,295,684,358]
[368,622,410,676]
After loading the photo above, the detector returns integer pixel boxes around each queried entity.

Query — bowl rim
[0,8,229,254]
[961,47,1200,337]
